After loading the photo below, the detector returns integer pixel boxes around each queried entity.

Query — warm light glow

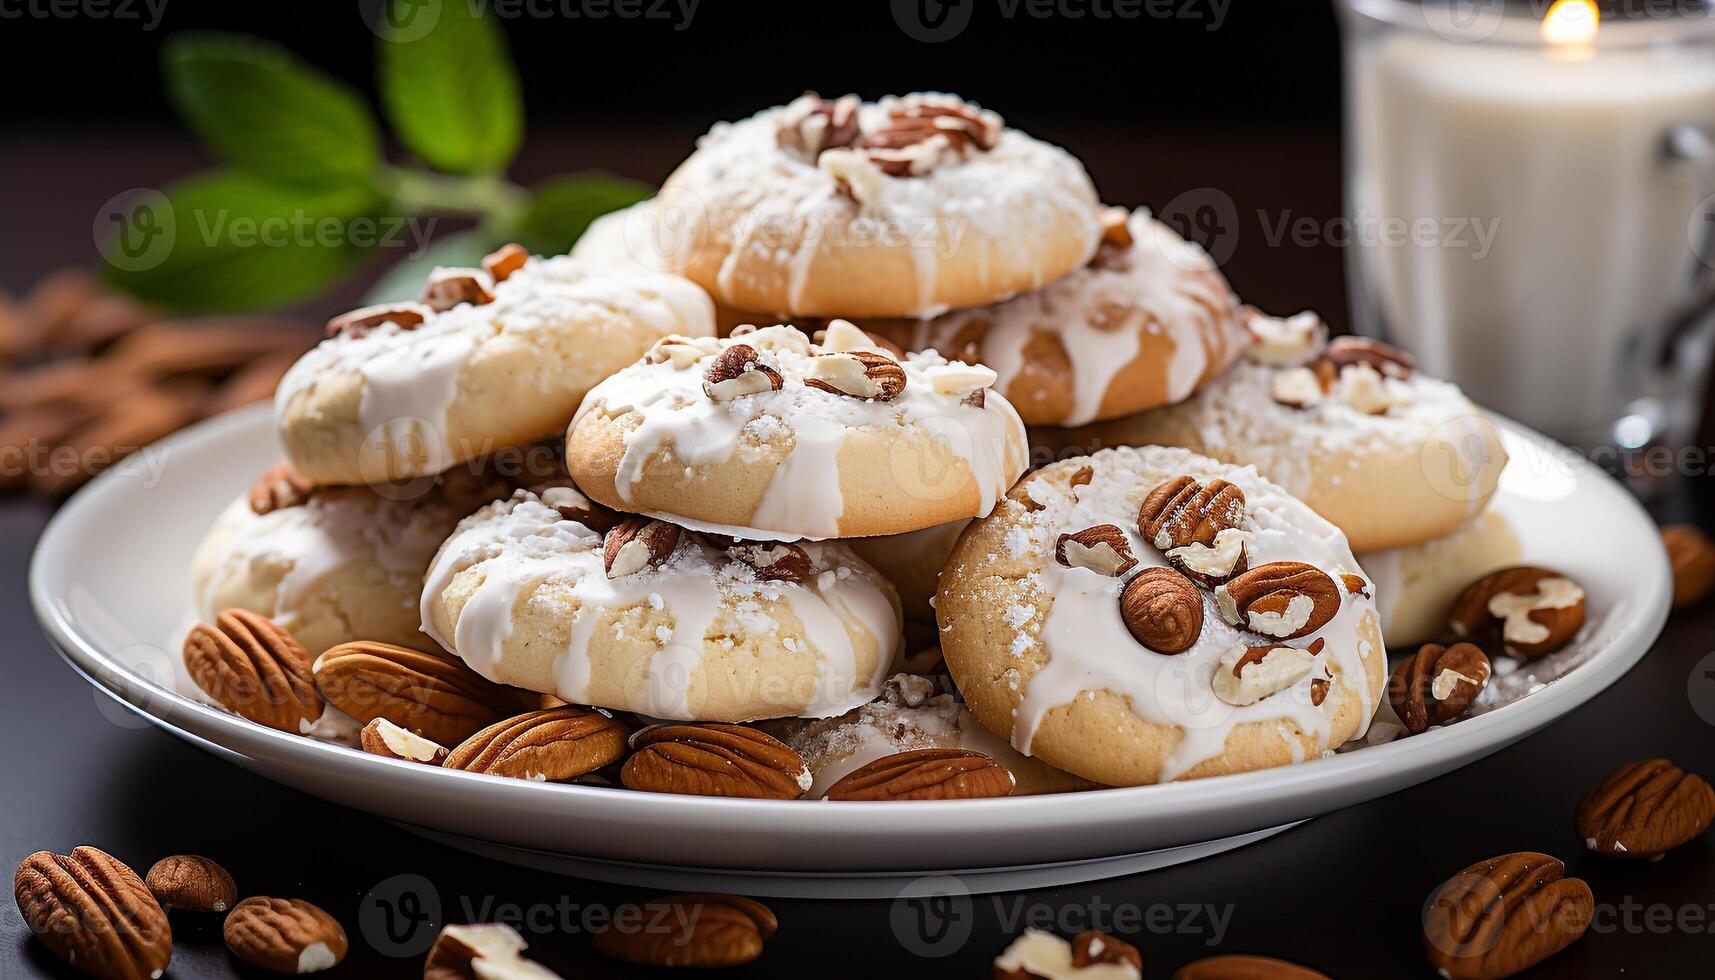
[1541,0,1600,49]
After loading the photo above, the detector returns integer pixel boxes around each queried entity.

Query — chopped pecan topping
[776,92,861,157]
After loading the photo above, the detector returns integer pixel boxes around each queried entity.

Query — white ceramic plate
[30,406,1670,897]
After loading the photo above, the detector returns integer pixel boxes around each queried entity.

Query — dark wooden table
[4,134,1715,978]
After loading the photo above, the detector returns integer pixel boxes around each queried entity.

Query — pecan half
[1388,642,1490,734]
[419,267,496,312]
[528,481,619,533]
[1173,954,1329,979]
[603,518,682,578]
[445,707,629,782]
[1448,566,1585,658]
[1326,335,1415,379]
[14,846,172,980]
[622,724,810,799]
[185,609,323,733]
[805,350,907,400]
[359,717,450,765]
[224,897,348,975]
[1071,930,1142,972]
[313,641,521,746]
[324,302,428,340]
[592,893,775,969]
[776,92,860,157]
[823,748,1014,800]
[1213,639,1324,707]
[1166,527,1248,586]
[727,541,814,583]
[426,923,561,980]
[1575,758,1715,859]
[994,929,1141,980]
[1055,524,1138,577]
[1138,477,1247,551]
[1119,567,1204,654]
[858,94,1003,176]
[702,343,783,400]
[1217,562,1341,640]
[145,855,237,913]
[249,461,316,516]
[1422,852,1592,980]
[1662,524,1715,609]
[482,243,529,283]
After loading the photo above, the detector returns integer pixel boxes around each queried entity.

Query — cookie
[1359,505,1523,648]
[565,324,1029,540]
[275,249,715,485]
[1044,311,1507,552]
[846,520,970,624]
[937,447,1387,786]
[420,490,903,721]
[651,93,1102,318]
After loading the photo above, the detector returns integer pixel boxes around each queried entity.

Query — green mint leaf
[515,173,651,255]
[377,1,523,174]
[103,170,387,314]
[361,228,495,305]
[165,33,382,187]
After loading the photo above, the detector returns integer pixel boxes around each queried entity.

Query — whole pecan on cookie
[702,343,783,401]
[823,748,1014,800]
[1388,642,1491,734]
[622,723,810,799]
[313,641,523,747]
[445,707,629,783]
[1662,524,1715,609]
[184,609,324,733]
[224,897,347,974]
[1119,567,1204,654]
[593,893,776,969]
[1172,954,1330,979]
[324,301,429,339]
[1422,852,1592,980]
[805,350,907,401]
[418,267,495,313]
[1575,758,1715,859]
[14,846,172,980]
[1056,524,1138,578]
[1139,476,1247,551]
[1216,562,1341,640]
[146,855,237,913]
[1449,566,1585,658]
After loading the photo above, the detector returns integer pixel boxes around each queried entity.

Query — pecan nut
[445,707,629,782]
[1166,527,1248,586]
[622,723,810,799]
[1217,562,1341,639]
[593,893,775,969]
[1326,335,1415,379]
[419,267,496,312]
[313,641,522,746]
[1388,642,1491,734]
[14,846,172,980]
[1055,524,1138,577]
[776,92,860,157]
[603,517,683,578]
[324,302,429,339]
[249,461,316,516]
[1213,639,1324,707]
[857,94,1002,176]
[1422,852,1592,980]
[359,717,450,765]
[184,609,324,733]
[727,541,814,583]
[1138,477,1247,551]
[426,922,562,980]
[482,243,529,283]
[702,343,783,400]
[1575,758,1715,859]
[1119,567,1204,654]
[994,929,1141,980]
[1448,566,1586,658]
[528,481,619,533]
[224,896,348,975]
[823,748,1014,800]
[1662,524,1715,609]
[145,855,237,913]
[805,350,907,400]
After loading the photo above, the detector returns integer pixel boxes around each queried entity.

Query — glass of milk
[1338,0,1715,460]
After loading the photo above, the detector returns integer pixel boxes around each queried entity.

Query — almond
[1217,562,1341,640]
[145,855,236,914]
[482,243,529,283]
[702,343,783,400]
[445,707,629,782]
[1212,639,1324,707]
[14,846,172,980]
[184,609,323,733]
[1173,954,1329,979]
[360,718,450,765]
[1055,524,1138,577]
[419,267,496,312]
[425,923,562,980]
[1119,567,1204,654]
[1422,852,1591,980]
[1388,642,1490,734]
[622,723,810,799]
[823,748,1014,800]
[1575,758,1715,859]
[313,641,522,747]
[603,517,682,578]
[592,893,775,969]
[726,541,814,583]
[324,302,429,340]
[804,350,907,400]
[249,462,316,516]
[1326,334,1415,379]
[1138,476,1246,551]
[1448,566,1585,658]
[224,897,348,975]
[1662,524,1715,609]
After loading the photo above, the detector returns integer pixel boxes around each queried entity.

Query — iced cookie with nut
[420,488,903,722]
[565,322,1029,540]
[936,446,1386,786]
[648,92,1102,318]
[1047,308,1508,552]
[275,244,715,485]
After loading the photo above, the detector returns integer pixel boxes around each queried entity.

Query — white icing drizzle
[276,254,715,476]
[420,493,900,719]
[572,326,1028,540]
[1000,448,1379,782]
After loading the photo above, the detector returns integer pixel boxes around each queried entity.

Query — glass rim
[1334,0,1715,49]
